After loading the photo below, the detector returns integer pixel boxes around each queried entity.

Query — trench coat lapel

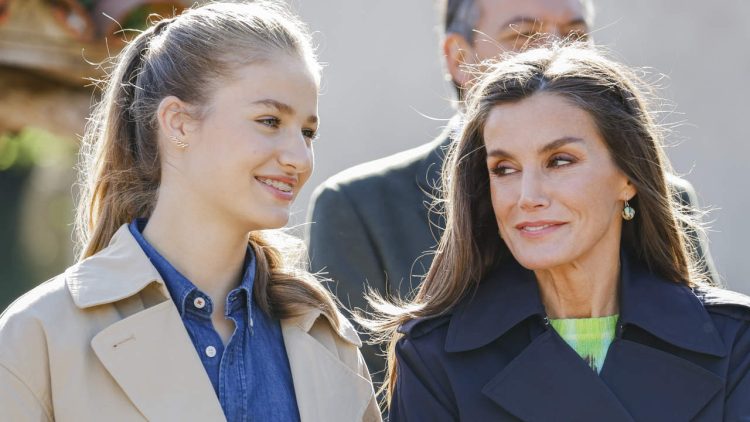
[597,255,726,421]
[447,255,728,421]
[599,339,723,421]
[91,300,225,421]
[282,310,375,422]
[480,329,724,421]
[482,329,634,421]
[67,225,225,421]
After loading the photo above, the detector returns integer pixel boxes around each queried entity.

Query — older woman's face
[485,92,635,271]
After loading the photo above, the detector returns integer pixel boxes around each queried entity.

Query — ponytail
[76,23,164,260]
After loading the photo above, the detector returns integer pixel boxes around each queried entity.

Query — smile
[523,224,554,232]
[515,221,566,237]
[256,177,293,192]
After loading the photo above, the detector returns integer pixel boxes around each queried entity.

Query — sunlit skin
[142,55,319,342]
[445,0,590,88]
[485,93,636,318]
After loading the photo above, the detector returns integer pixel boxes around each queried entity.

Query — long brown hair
[366,44,709,403]
[75,1,340,326]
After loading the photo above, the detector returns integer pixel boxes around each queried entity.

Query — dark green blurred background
[0,0,191,309]
[0,129,76,309]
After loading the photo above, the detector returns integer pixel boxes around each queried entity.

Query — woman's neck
[142,199,249,304]
[534,252,621,319]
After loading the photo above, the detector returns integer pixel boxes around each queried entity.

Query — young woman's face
[484,92,635,271]
[181,55,318,231]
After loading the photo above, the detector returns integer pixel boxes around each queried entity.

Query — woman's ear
[443,33,477,89]
[156,96,197,144]
[622,179,637,202]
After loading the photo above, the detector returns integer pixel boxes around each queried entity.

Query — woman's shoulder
[398,314,452,340]
[283,306,363,348]
[0,272,76,333]
[394,315,454,368]
[693,284,750,322]
[0,273,76,405]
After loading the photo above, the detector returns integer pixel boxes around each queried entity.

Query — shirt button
[205,346,217,358]
[193,297,206,309]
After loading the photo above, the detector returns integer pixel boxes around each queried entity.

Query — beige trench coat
[0,225,381,422]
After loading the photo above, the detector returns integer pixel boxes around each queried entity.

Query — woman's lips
[256,176,295,201]
[515,221,567,238]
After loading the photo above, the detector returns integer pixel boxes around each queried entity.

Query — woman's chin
[512,253,569,272]
[235,210,290,233]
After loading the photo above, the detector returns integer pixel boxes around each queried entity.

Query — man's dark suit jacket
[306,123,719,383]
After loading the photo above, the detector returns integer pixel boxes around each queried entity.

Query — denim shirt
[129,219,300,422]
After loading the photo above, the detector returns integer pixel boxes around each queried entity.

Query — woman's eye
[491,165,518,176]
[302,128,318,142]
[549,156,574,167]
[257,117,280,128]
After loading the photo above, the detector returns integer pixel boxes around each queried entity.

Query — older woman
[369,45,750,421]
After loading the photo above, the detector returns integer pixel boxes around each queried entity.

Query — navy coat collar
[439,254,726,421]
[445,253,726,357]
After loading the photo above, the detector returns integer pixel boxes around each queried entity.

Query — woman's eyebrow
[486,136,583,159]
[251,99,294,114]
[250,98,318,124]
[539,136,584,154]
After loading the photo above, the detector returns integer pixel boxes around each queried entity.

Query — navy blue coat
[391,256,750,421]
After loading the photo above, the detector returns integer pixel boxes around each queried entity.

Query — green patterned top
[549,314,619,374]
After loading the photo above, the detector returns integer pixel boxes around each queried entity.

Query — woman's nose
[278,131,313,174]
[518,170,550,210]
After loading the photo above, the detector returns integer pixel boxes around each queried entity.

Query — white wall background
[291,1,750,293]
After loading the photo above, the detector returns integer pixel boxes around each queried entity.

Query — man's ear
[443,33,476,89]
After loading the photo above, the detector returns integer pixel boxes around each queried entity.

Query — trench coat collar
[65,224,368,421]
[65,225,360,346]
[66,224,170,309]
[445,253,726,357]
[282,311,376,422]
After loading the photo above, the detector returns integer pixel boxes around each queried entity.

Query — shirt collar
[128,218,257,317]
[230,250,256,315]
[445,253,726,357]
[128,219,195,315]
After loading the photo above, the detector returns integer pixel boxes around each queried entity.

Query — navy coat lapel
[445,261,544,353]
[482,330,634,421]
[600,339,723,421]
[616,254,726,357]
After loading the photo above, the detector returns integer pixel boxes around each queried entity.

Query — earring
[170,135,188,149]
[622,200,635,221]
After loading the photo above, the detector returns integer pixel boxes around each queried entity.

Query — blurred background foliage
[0,0,191,310]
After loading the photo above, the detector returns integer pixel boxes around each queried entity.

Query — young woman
[368,44,750,421]
[0,2,380,421]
